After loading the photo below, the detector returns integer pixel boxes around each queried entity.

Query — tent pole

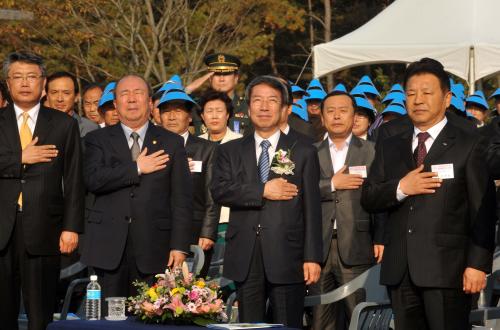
[469,47,475,95]
[295,51,313,85]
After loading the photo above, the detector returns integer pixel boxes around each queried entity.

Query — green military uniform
[192,53,253,136]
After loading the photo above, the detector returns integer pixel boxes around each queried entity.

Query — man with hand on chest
[362,58,496,330]
[211,75,322,328]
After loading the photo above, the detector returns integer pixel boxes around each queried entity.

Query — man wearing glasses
[0,52,84,330]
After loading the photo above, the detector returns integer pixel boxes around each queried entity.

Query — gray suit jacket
[73,113,99,138]
[315,135,383,265]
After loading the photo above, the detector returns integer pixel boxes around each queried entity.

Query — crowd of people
[0,50,499,330]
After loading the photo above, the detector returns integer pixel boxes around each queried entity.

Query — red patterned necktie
[414,132,430,167]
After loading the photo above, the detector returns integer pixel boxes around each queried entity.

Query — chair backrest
[188,244,205,275]
[348,302,393,330]
[304,264,387,307]
[60,261,87,279]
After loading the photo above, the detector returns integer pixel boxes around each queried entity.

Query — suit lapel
[241,134,259,182]
[268,132,295,181]
[397,128,415,170]
[423,123,456,168]
[345,135,363,167]
[318,138,333,177]
[0,105,21,152]
[32,107,53,145]
[109,124,133,161]
[142,122,162,153]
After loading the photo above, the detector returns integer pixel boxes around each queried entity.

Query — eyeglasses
[8,74,43,84]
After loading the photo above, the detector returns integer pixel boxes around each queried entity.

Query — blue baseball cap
[466,94,489,110]
[358,75,374,86]
[292,99,308,122]
[382,91,406,105]
[157,82,184,94]
[331,83,347,93]
[382,102,407,116]
[98,91,114,108]
[350,85,366,97]
[307,79,325,92]
[450,95,465,112]
[388,83,405,94]
[354,96,376,112]
[291,84,309,96]
[451,84,465,100]
[158,89,197,109]
[102,82,116,96]
[166,74,182,86]
[489,88,500,99]
[304,88,326,101]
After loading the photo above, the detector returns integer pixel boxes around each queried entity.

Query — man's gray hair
[3,51,46,79]
[114,74,153,99]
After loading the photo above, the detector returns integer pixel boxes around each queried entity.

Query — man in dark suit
[211,76,322,328]
[81,75,192,301]
[312,91,384,330]
[0,52,84,330]
[361,58,496,329]
[158,90,219,270]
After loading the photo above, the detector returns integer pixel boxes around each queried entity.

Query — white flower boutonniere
[271,149,295,175]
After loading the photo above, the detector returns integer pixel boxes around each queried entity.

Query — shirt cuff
[396,181,408,201]
[172,249,189,255]
[331,180,336,192]
[137,163,141,176]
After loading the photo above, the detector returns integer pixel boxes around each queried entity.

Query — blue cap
[450,95,465,112]
[98,91,114,108]
[350,85,366,97]
[166,74,182,86]
[102,82,116,96]
[382,102,407,116]
[158,89,197,109]
[292,99,308,122]
[474,90,486,100]
[388,83,405,94]
[354,96,375,112]
[451,84,465,100]
[466,94,489,110]
[382,91,406,105]
[291,84,308,96]
[358,75,374,86]
[307,79,325,92]
[489,88,500,99]
[304,88,326,101]
[331,83,347,93]
[358,83,380,97]
[157,82,184,94]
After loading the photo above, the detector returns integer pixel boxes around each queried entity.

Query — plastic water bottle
[85,275,101,320]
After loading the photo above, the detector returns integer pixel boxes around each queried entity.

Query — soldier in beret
[186,53,251,135]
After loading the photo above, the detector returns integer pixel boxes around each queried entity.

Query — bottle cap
[90,275,98,281]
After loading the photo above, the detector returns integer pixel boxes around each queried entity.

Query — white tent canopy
[313,0,500,89]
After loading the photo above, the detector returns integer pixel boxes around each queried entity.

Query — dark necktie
[130,132,140,161]
[258,140,271,183]
[414,132,430,167]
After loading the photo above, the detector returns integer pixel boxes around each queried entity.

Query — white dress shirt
[14,103,40,133]
[282,124,290,135]
[121,122,148,149]
[254,129,281,166]
[329,134,352,192]
[180,130,190,147]
[396,116,448,201]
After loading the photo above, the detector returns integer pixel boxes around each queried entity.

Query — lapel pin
[442,142,447,146]
[153,140,157,145]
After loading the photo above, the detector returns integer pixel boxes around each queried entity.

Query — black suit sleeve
[169,139,193,252]
[485,119,500,179]
[0,140,21,179]
[199,145,220,242]
[62,118,85,233]
[465,136,496,273]
[302,147,323,263]
[211,145,265,208]
[361,140,402,213]
[83,132,140,194]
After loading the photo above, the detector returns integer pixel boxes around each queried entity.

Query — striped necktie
[258,140,271,183]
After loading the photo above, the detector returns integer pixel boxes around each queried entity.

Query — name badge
[431,163,454,179]
[191,160,203,173]
[349,166,367,178]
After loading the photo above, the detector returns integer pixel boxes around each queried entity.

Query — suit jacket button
[130,192,135,198]
[335,199,339,203]
[21,179,26,184]
[409,206,414,211]
[408,228,413,234]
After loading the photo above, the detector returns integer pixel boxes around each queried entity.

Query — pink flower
[188,290,199,301]
[166,295,186,316]
[141,302,155,316]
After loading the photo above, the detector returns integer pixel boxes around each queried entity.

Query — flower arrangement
[271,149,295,175]
[128,263,227,326]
